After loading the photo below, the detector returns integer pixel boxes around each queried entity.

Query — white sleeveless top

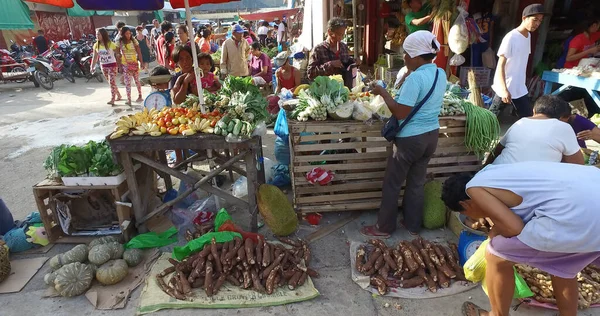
[466,161,600,253]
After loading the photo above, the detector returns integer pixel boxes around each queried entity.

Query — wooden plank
[306,213,361,243]
[294,161,388,173]
[294,171,387,185]
[293,151,389,163]
[296,181,383,194]
[437,137,466,146]
[297,200,382,212]
[439,127,466,134]
[431,146,472,155]
[108,134,262,153]
[427,164,481,174]
[120,152,146,233]
[428,155,481,165]
[290,122,385,133]
[293,131,384,143]
[294,140,391,152]
[296,191,382,204]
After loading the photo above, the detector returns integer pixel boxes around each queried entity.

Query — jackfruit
[293,84,310,96]
[423,180,447,229]
[257,184,298,236]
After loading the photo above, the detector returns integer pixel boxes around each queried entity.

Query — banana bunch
[132,123,161,136]
[183,118,214,136]
[110,115,137,139]
[132,107,159,125]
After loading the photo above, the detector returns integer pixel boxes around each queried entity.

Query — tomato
[211,110,220,116]
[166,121,173,127]
[168,127,179,135]
[157,118,166,127]
[171,118,180,125]
[164,114,173,121]
[210,118,218,127]
[160,126,167,133]
[178,117,187,124]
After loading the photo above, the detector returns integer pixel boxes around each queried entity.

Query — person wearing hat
[360,31,447,238]
[274,51,301,94]
[220,24,250,78]
[489,4,546,118]
[307,17,355,81]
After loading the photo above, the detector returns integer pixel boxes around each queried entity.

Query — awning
[95,11,114,16]
[67,1,94,17]
[0,0,35,30]
[239,8,300,21]
[154,10,164,23]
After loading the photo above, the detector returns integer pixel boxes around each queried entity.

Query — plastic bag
[449,54,466,66]
[278,88,294,101]
[125,226,178,249]
[269,164,291,187]
[482,267,534,299]
[352,101,374,121]
[464,238,490,282]
[232,176,248,198]
[448,7,469,54]
[252,76,267,86]
[274,108,290,139]
[369,96,392,119]
[172,231,241,260]
[252,121,267,137]
[263,157,275,183]
[274,136,291,165]
[482,47,497,69]
[176,170,208,208]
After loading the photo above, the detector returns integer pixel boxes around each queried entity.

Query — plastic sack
[252,76,267,86]
[125,226,178,249]
[369,95,392,119]
[464,238,490,282]
[269,164,291,187]
[172,231,241,260]
[482,48,497,69]
[214,208,263,243]
[352,101,374,121]
[232,176,248,198]
[0,198,15,235]
[252,121,267,137]
[482,267,534,299]
[449,54,466,66]
[306,167,335,185]
[274,108,290,139]
[274,136,291,165]
[448,7,469,54]
[278,88,294,101]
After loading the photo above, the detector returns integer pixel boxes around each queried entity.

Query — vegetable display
[211,90,269,138]
[516,264,600,309]
[355,238,467,295]
[463,217,494,234]
[44,140,119,178]
[156,237,318,300]
[441,90,466,116]
[463,101,500,158]
[291,76,349,121]
[220,76,260,98]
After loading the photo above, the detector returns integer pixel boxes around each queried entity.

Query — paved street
[0,79,595,316]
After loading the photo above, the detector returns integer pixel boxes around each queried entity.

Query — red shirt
[156,35,166,66]
[564,32,600,68]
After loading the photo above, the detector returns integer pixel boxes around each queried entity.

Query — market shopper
[257,21,270,47]
[361,31,446,237]
[91,28,122,106]
[135,26,151,74]
[161,32,176,70]
[441,162,600,316]
[33,30,49,55]
[220,24,250,78]
[564,19,600,68]
[275,52,301,94]
[565,113,600,148]
[176,24,200,53]
[485,95,584,166]
[156,21,174,69]
[118,27,144,105]
[249,42,273,86]
[405,0,433,34]
[198,29,212,54]
[307,18,355,81]
[489,4,546,118]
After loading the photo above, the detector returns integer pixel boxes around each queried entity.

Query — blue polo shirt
[394,63,446,138]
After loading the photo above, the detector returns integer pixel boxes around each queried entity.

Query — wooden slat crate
[289,117,481,214]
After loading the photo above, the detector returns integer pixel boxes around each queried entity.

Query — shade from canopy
[0,0,35,30]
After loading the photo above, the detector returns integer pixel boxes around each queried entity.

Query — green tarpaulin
[154,11,164,23]
[179,11,186,19]
[0,0,34,30]
[95,11,115,16]
[67,1,94,17]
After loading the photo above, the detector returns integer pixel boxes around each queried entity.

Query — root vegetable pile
[464,217,494,234]
[157,237,318,300]
[355,238,467,295]
[516,264,600,309]
[184,221,215,242]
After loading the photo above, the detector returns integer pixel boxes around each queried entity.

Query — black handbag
[381,69,439,142]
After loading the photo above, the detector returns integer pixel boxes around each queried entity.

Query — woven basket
[0,244,10,283]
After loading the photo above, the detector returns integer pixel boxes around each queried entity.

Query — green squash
[88,236,120,250]
[122,249,143,267]
[107,242,125,260]
[43,271,57,286]
[96,259,128,285]
[50,244,88,270]
[54,262,94,297]
[88,244,111,265]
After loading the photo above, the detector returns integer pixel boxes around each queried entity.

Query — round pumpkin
[88,244,111,265]
[96,259,128,285]
[44,271,57,286]
[54,262,94,297]
[107,243,125,260]
[50,244,89,270]
[122,249,143,267]
[88,236,120,250]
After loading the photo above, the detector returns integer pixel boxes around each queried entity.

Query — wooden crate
[289,117,481,214]
[33,180,133,244]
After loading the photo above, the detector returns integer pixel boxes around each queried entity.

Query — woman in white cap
[361,30,447,238]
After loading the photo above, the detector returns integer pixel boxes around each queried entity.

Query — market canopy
[25,0,238,10]
[239,8,300,22]
[66,0,94,17]
[0,0,34,30]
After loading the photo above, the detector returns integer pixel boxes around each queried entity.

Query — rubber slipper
[399,220,418,236]
[360,225,390,239]
[136,97,144,102]
[107,100,115,105]
[461,302,486,316]
[125,101,132,106]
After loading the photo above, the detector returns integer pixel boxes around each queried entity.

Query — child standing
[198,53,221,93]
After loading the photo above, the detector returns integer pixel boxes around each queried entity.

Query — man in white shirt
[490,4,546,118]
[275,18,286,46]
[257,21,269,47]
[141,23,149,37]
[220,24,250,78]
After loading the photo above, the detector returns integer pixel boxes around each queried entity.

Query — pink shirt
[201,72,216,89]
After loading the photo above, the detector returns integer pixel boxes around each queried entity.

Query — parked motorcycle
[0,48,30,83]
[34,41,76,84]
[0,56,42,88]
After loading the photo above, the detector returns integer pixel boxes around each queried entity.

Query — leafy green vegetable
[43,141,122,178]
[221,76,260,98]
[89,141,123,177]
[227,91,269,124]
[179,94,199,108]
[265,47,278,59]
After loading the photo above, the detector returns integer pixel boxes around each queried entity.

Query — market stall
[542,70,600,109]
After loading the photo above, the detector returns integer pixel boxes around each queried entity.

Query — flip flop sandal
[107,100,115,105]
[461,302,486,316]
[359,225,391,239]
[399,220,418,236]
[125,101,132,106]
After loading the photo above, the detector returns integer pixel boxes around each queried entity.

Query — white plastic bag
[352,101,374,121]
[232,176,248,198]
[263,157,275,183]
[449,54,466,66]
[252,76,267,86]
[369,95,392,119]
[448,7,469,54]
[252,121,268,137]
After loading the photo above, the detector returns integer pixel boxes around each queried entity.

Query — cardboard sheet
[0,257,49,293]
[20,244,55,255]
[138,252,320,314]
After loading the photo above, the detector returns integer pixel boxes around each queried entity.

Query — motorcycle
[70,40,100,82]
[0,48,30,83]
[34,41,76,84]
[0,56,42,88]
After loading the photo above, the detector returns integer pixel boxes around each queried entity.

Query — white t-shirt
[142,28,149,37]
[257,26,269,36]
[493,118,580,165]
[466,161,600,253]
[491,29,531,99]
[277,22,286,43]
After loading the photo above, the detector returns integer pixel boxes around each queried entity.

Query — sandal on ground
[125,100,132,106]
[107,100,115,105]
[462,302,487,316]
[359,225,390,239]
[136,96,144,102]
[399,220,418,236]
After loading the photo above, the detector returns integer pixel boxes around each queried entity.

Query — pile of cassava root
[516,264,600,309]
[156,236,318,300]
[355,238,467,295]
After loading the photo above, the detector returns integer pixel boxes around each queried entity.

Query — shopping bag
[125,226,178,249]
[274,108,289,139]
[482,48,497,69]
[482,267,534,299]
[463,238,490,282]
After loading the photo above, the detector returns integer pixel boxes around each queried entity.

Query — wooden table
[108,134,266,233]
[542,70,600,109]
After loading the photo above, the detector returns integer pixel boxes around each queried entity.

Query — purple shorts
[487,236,600,279]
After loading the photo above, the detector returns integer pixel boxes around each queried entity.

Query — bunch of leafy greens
[179,94,199,108]
[43,141,122,178]
[227,91,269,124]
[307,76,349,113]
[221,76,260,98]
[265,47,279,59]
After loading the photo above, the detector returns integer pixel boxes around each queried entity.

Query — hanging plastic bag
[125,226,178,249]
[232,176,248,198]
[448,7,469,54]
[449,54,466,66]
[274,136,291,165]
[482,48,497,69]
[252,121,267,137]
[274,108,289,139]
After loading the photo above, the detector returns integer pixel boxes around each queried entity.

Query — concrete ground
[0,79,598,316]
